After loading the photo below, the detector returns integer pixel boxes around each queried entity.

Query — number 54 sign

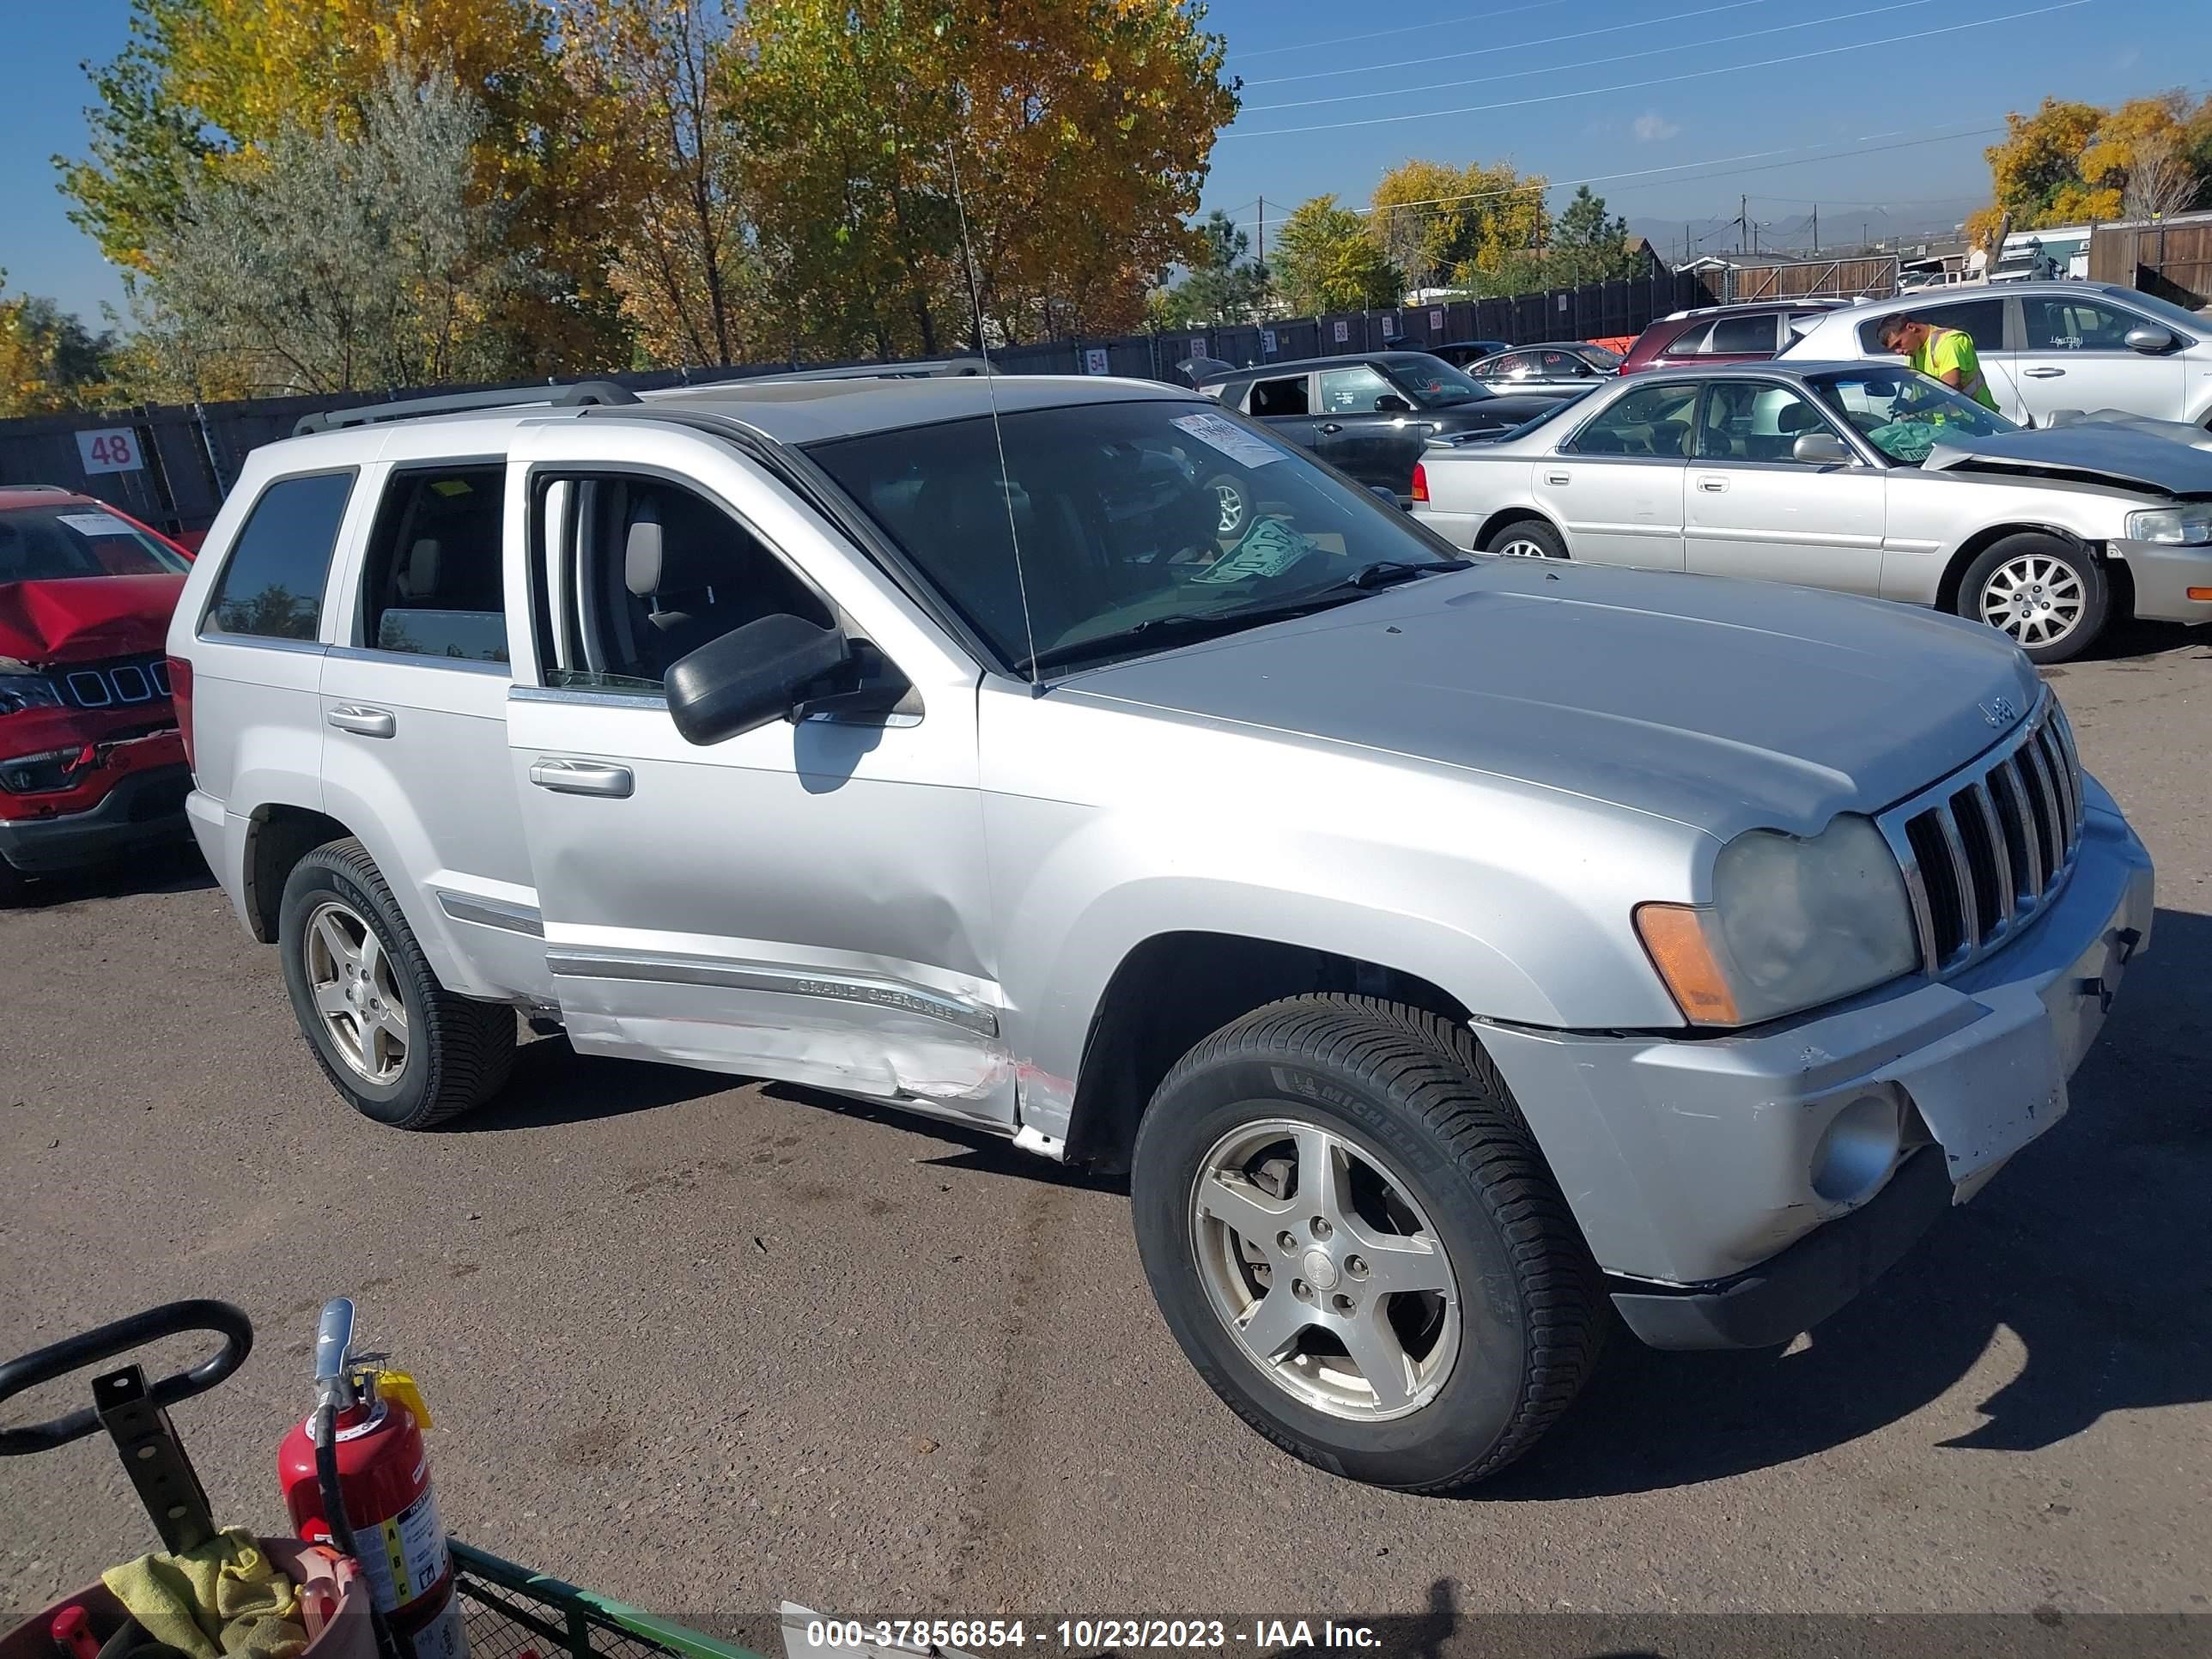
[76,428,144,475]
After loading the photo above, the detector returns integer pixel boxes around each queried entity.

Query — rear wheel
[1485,518,1568,561]
[1958,532,2107,663]
[1131,995,1604,1492]
[278,838,515,1129]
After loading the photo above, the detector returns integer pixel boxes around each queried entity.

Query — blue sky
[3,0,2205,323]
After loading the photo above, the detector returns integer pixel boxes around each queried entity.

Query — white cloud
[1633,112,1680,143]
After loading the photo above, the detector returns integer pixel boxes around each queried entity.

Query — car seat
[622,489,763,672]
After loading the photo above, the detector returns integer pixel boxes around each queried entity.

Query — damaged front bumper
[0,709,190,876]
[1475,774,2154,1350]
[2109,536,2212,624]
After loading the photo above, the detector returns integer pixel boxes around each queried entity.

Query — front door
[1314,363,1425,494]
[2011,293,2188,424]
[1683,379,1887,596]
[1531,380,1695,571]
[501,424,1012,1125]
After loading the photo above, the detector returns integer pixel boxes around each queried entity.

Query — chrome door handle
[529,758,635,799]
[1316,422,1344,434]
[2024,367,2066,378]
[1698,476,1729,493]
[1544,471,1571,485]
[326,705,395,738]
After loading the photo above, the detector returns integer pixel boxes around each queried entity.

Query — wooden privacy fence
[2088,222,2212,310]
[0,272,1721,538]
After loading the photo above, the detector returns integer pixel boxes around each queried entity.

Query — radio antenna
[945,102,1041,687]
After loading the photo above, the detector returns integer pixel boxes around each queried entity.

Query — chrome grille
[1879,697,2085,976]
[55,653,171,710]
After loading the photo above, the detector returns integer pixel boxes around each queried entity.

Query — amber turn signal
[1633,902,1741,1027]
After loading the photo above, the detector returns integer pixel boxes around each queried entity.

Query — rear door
[1683,379,1887,595]
[1531,380,1694,571]
[318,453,549,1002]
[1238,373,1322,451]
[501,422,1012,1124]
[2012,292,2189,423]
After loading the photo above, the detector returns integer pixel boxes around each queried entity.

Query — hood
[0,574,188,668]
[1064,560,2040,842]
[2042,407,2212,455]
[1923,423,2212,497]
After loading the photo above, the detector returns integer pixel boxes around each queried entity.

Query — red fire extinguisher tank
[279,1308,464,1659]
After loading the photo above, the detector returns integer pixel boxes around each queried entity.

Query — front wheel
[1958,532,2107,664]
[278,838,516,1129]
[1131,995,1604,1492]
[1484,518,1568,560]
[1203,472,1251,539]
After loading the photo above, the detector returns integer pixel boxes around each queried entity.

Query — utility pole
[1811,204,1819,253]
[1256,197,1266,273]
[1739,194,1749,253]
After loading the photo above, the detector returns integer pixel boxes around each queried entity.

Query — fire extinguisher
[278,1299,467,1659]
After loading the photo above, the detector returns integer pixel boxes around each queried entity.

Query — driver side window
[1317,364,1395,413]
[532,475,830,692]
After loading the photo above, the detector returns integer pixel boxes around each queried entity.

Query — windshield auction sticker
[1171,410,1285,470]
[58,512,137,537]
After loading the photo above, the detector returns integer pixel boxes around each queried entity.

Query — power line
[1231,0,1570,62]
[1245,0,1932,113]
[1248,0,1764,87]
[1212,120,2011,230]
[1223,0,2089,137]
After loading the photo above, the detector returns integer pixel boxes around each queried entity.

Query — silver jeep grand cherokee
[167,373,2154,1491]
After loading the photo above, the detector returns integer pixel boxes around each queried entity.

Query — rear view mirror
[2124,324,2175,355]
[1792,432,1855,467]
[665,613,850,745]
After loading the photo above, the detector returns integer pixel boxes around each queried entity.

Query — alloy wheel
[1189,1117,1460,1421]
[302,899,410,1085]
[1979,553,2085,649]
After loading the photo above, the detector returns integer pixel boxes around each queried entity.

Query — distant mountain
[1627,203,1982,264]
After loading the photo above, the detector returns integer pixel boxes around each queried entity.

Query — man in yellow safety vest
[1878,313,2000,411]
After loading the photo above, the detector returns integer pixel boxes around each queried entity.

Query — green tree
[1157,209,1269,326]
[134,67,536,395]
[1272,194,1402,315]
[0,276,120,416]
[1548,185,1635,284]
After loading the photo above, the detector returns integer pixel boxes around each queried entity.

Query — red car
[0,486,195,898]
[1617,299,1854,374]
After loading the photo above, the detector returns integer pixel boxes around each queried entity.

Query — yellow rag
[101,1527,307,1659]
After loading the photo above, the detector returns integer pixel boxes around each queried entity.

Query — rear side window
[1247,375,1310,417]
[359,466,508,665]
[204,471,355,641]
[1860,297,2006,355]
[1707,313,1778,355]
[1660,320,1714,357]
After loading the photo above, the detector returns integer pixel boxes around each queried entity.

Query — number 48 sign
[76,428,144,476]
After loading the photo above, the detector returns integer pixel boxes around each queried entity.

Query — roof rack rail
[743,357,994,385]
[0,483,75,494]
[292,380,641,438]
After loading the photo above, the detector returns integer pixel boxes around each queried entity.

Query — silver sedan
[1411,359,2212,662]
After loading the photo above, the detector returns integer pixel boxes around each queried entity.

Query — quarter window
[203,471,355,641]
[1565,383,1699,458]
[359,466,508,665]
[1861,297,2005,354]
[1660,320,1714,357]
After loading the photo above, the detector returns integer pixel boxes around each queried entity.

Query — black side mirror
[665,613,851,745]
[1367,484,1407,510]
[1375,393,1414,413]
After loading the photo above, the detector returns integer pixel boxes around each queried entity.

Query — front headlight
[2124,506,2212,544]
[0,672,64,715]
[1636,815,1919,1027]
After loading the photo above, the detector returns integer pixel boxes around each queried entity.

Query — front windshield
[1808,369,2019,465]
[0,503,188,582]
[1382,356,1485,406]
[808,400,1463,674]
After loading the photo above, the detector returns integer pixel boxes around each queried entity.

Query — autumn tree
[0,277,120,416]
[1272,195,1403,314]
[726,0,1237,359]
[562,0,765,367]
[60,0,627,372]
[1968,92,2211,246]
[1367,159,1548,293]
[135,67,534,395]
